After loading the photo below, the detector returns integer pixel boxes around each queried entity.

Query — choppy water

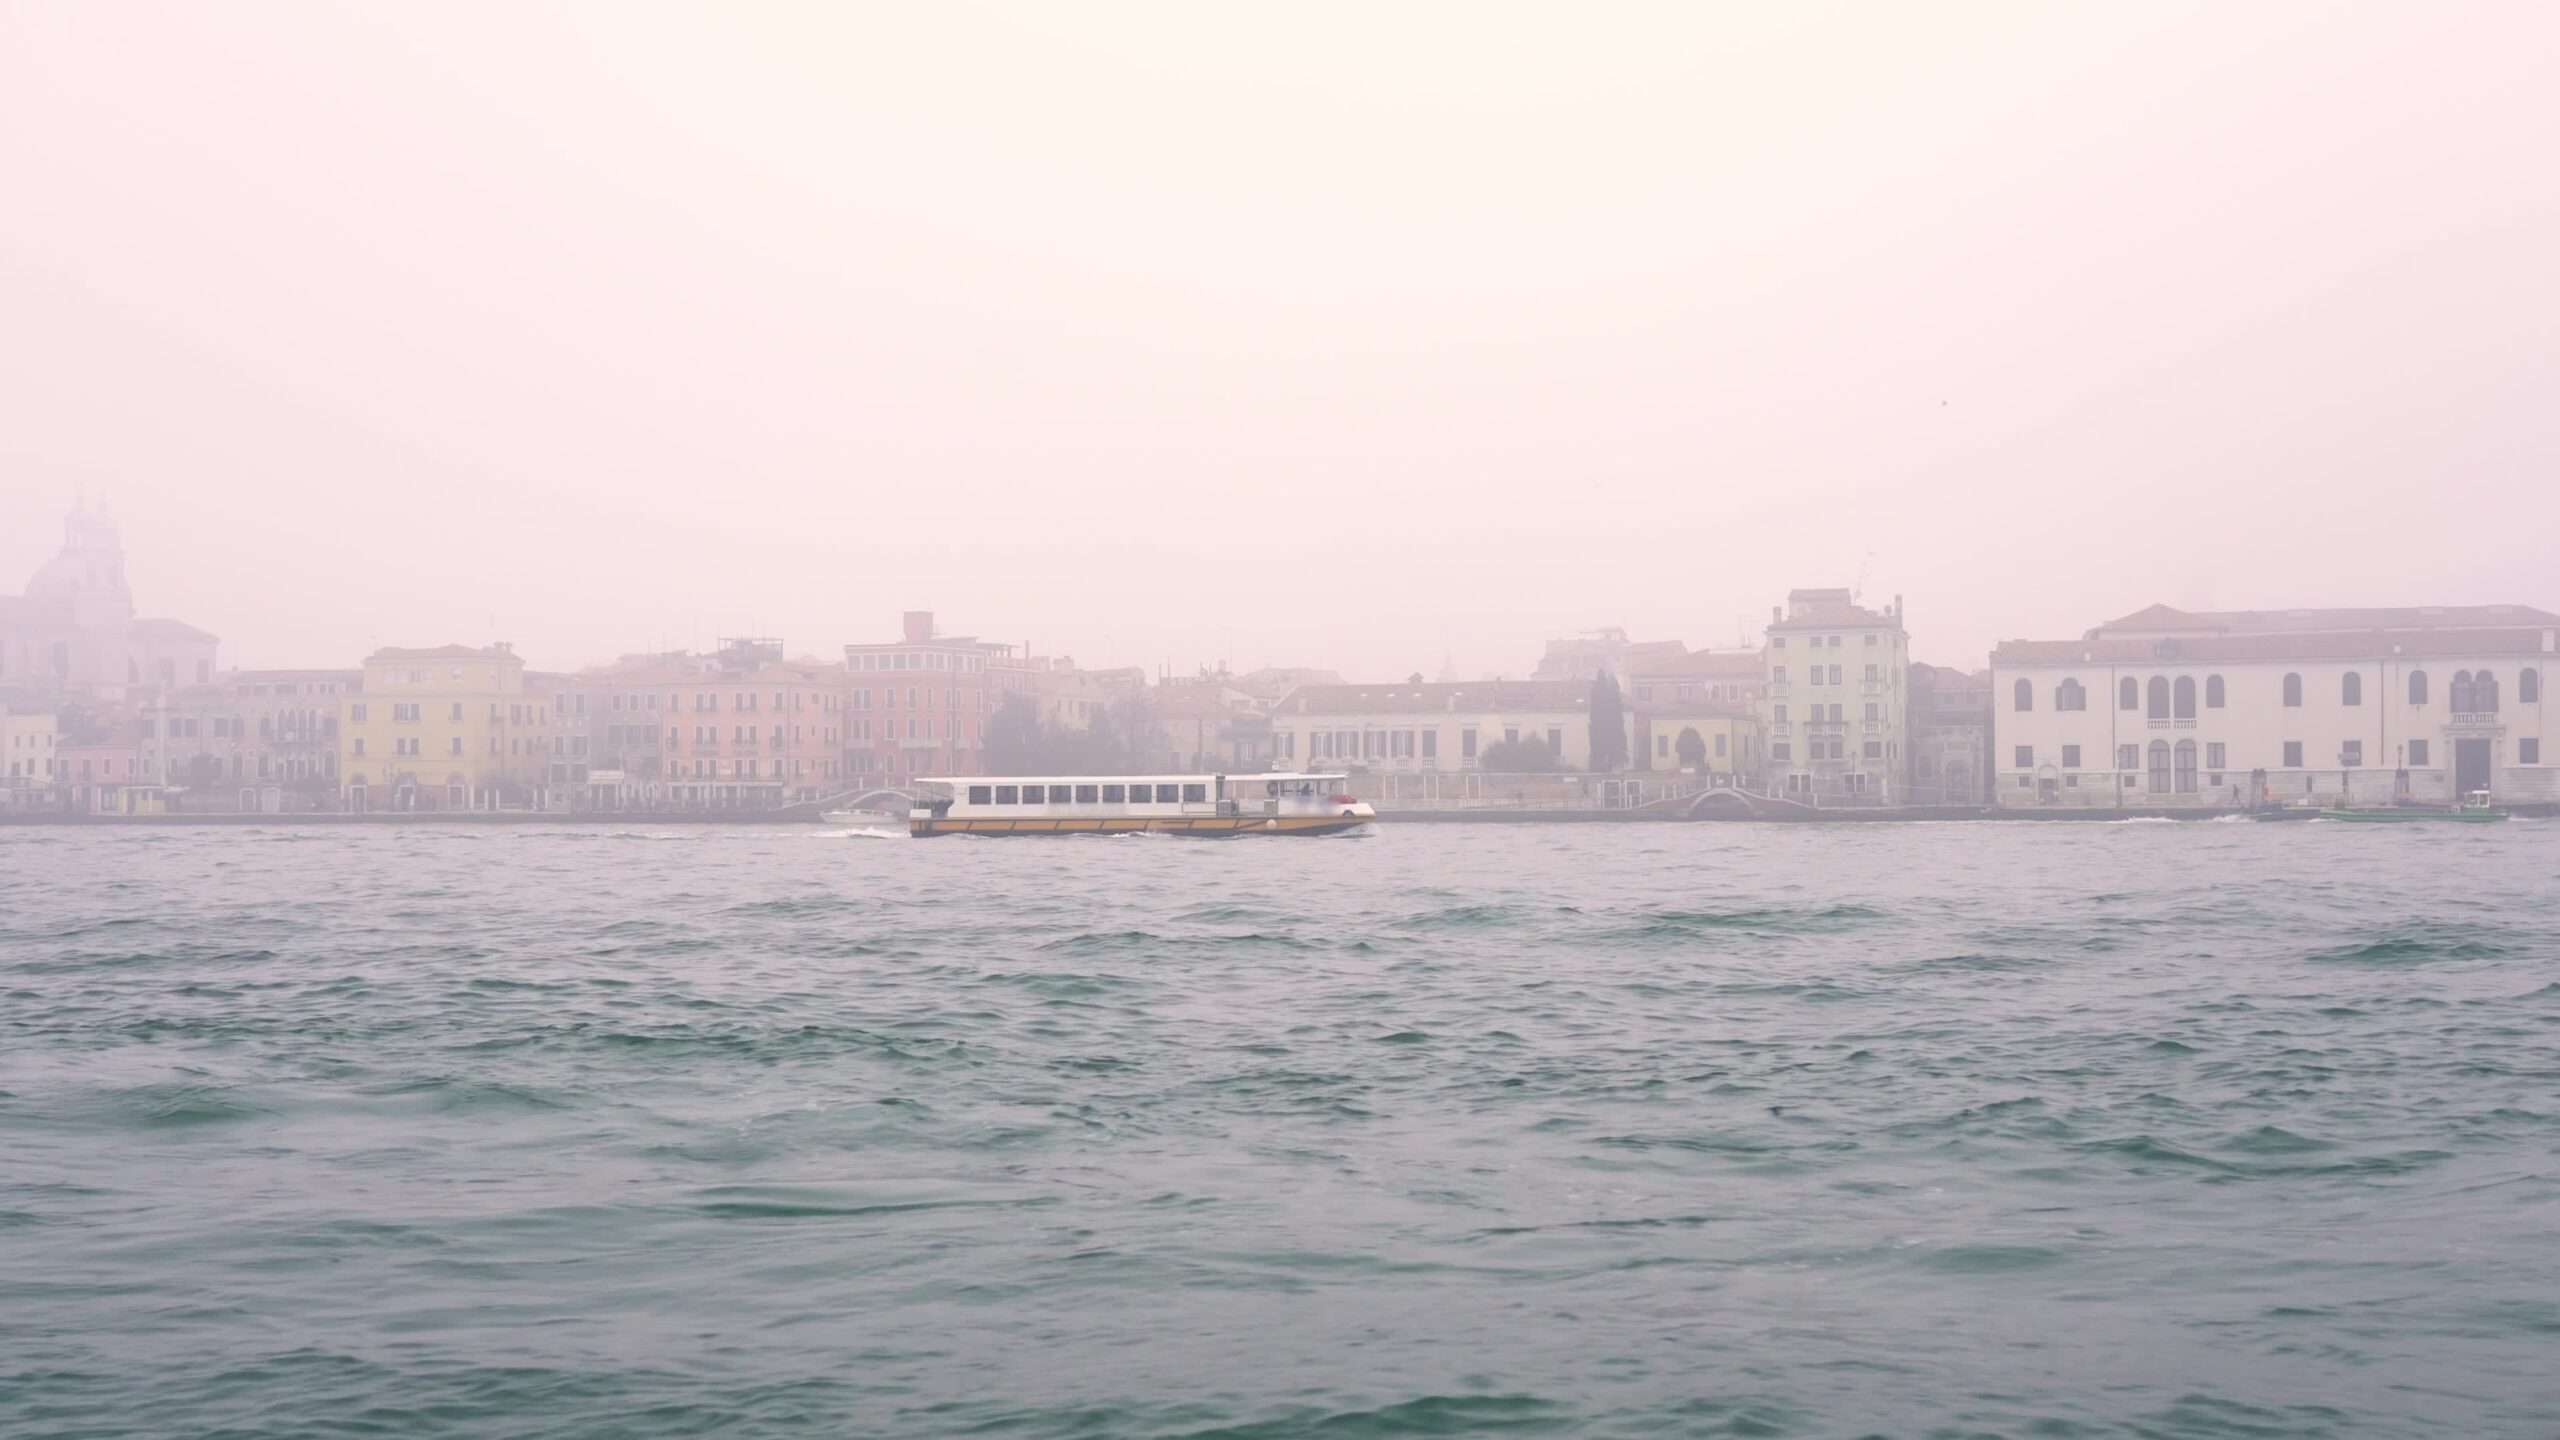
[3,820,2557,1438]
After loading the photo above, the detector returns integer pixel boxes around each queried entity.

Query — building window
[2341,672,2362,707]
[2116,743,2138,772]
[1461,730,1477,760]
[2017,774,2031,789]
[1772,741,1791,762]
[2014,745,2032,769]
[1772,666,1786,685]
[2282,673,2302,707]
[2523,738,2542,764]
[1421,730,1437,759]
[2056,678,2085,711]
[2061,744,2080,768]
[2341,740,2363,767]
[2205,674,2224,708]
[2147,676,2169,720]
[1863,740,1882,759]
[2408,670,2428,706]
[2524,668,2542,704]
[1863,703,1879,722]
[2174,676,2196,720]
[2282,740,2303,768]
[2206,742,2225,770]
[2408,739,2429,767]
[2174,739,2197,793]
[2148,740,2170,792]
[2119,677,2138,711]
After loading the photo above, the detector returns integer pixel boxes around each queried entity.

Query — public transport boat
[907,772,1376,838]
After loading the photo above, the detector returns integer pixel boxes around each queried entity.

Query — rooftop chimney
[902,611,935,642]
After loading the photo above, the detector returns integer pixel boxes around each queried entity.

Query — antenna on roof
[1853,550,1876,602]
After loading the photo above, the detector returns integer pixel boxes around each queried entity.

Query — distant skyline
[6,2,2556,680]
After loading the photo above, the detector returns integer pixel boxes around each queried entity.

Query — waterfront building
[1269,680,1621,776]
[139,669,355,811]
[0,508,217,702]
[1,705,57,806]
[844,612,1007,786]
[338,643,558,812]
[1907,662,1993,805]
[1625,649,1763,785]
[1154,670,1274,772]
[1763,589,1910,802]
[639,639,848,809]
[56,725,157,814]
[1990,603,2560,807]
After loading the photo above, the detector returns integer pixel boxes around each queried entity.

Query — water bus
[907,772,1376,838]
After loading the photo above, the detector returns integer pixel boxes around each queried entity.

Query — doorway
[2454,738,2492,796]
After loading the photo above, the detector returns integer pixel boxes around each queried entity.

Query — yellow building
[340,643,559,811]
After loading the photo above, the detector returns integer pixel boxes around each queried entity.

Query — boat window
[1156,784,1182,802]
[968,785,991,804]
[1074,784,1099,803]
[993,785,1018,804]
[1181,783,1207,803]
[1101,784,1126,803]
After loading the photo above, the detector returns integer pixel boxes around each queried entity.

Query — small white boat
[907,772,1376,838]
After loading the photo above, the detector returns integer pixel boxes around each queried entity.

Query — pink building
[844,612,1006,787]
[645,640,849,808]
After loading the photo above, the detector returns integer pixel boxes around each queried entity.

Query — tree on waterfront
[1675,727,1706,770]
[1479,736,1556,772]
[985,691,1166,774]
[1587,670,1627,773]
[985,694,1045,774]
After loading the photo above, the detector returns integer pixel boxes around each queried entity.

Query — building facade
[139,669,355,810]
[844,612,1005,786]
[1269,681,1624,774]
[1907,662,1992,805]
[339,643,558,811]
[1990,604,2560,808]
[2,706,57,806]
[641,640,848,809]
[1763,589,1910,801]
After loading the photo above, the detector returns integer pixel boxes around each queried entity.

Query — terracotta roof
[1278,681,1590,716]
[2092,602,2559,638]
[1994,628,2556,666]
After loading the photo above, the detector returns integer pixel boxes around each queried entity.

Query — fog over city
[5,2,2555,677]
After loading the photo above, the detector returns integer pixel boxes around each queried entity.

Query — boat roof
[919,771,1350,787]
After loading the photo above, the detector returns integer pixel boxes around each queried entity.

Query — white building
[1991,603,2559,808]
[2,706,57,804]
[1763,589,1909,802]
[1268,681,1622,774]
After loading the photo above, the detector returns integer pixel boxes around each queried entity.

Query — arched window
[2174,739,2198,793]
[2478,671,2501,713]
[2057,678,2085,711]
[2146,676,2169,720]
[2013,678,2033,712]
[2119,677,2139,711]
[2173,676,2196,720]
[2205,675,2225,708]
[2148,740,2171,793]
[2409,670,2428,705]
[2341,671,2361,706]
[2282,673,2303,707]
[2452,670,2474,711]
[2524,668,2542,704]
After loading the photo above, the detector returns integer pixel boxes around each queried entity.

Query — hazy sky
[4,2,2555,679]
